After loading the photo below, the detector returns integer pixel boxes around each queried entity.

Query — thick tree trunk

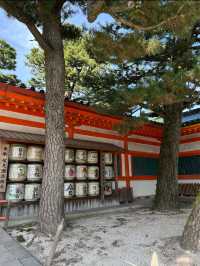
[181,197,200,251]
[39,17,65,235]
[154,103,182,210]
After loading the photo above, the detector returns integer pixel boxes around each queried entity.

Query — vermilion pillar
[124,135,130,188]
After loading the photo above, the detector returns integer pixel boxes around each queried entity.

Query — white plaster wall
[117,180,126,188]
[74,133,124,148]
[0,122,69,138]
[0,122,45,135]
[128,142,160,153]
[77,125,120,136]
[121,154,125,176]
[130,180,157,197]
[180,142,200,152]
[178,179,200,184]
[129,179,200,198]
[128,134,160,143]
[128,154,132,176]
[0,110,44,123]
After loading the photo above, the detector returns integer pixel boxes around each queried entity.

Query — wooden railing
[179,183,200,197]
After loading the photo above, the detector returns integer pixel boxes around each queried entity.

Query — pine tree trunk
[154,104,182,210]
[39,17,65,235]
[181,197,200,251]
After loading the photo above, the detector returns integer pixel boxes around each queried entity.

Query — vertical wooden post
[0,141,9,200]
[0,192,4,200]
[124,136,130,189]
[67,124,74,139]
[0,139,4,200]
[4,200,10,229]
[113,152,119,199]
[100,151,105,202]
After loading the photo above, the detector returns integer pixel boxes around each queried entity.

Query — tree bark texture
[39,16,65,235]
[181,196,200,251]
[154,103,182,210]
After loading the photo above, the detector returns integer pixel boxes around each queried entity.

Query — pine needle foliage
[0,39,16,70]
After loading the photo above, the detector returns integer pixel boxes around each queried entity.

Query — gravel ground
[8,206,200,266]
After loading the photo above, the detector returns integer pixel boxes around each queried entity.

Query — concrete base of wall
[1,196,154,228]
[1,197,120,221]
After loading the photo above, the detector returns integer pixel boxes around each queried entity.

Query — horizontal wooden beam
[0,129,124,152]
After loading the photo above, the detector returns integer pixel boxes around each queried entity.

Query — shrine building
[0,82,199,219]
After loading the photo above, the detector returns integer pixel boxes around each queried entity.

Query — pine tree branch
[191,46,200,50]
[110,4,186,32]
[27,23,53,52]
[87,0,187,31]
[0,1,53,52]
[113,13,184,31]
[54,0,65,12]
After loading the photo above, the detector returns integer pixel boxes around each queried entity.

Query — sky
[0,7,114,84]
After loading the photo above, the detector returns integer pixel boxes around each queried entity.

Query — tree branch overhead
[0,0,53,52]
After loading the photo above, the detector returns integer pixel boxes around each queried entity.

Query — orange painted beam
[1,82,200,139]
[127,151,159,158]
[0,103,44,117]
[131,175,157,180]
[181,137,200,144]
[0,200,8,204]
[0,217,7,221]
[179,175,200,180]
[179,150,200,157]
[116,176,129,181]
[123,175,200,181]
